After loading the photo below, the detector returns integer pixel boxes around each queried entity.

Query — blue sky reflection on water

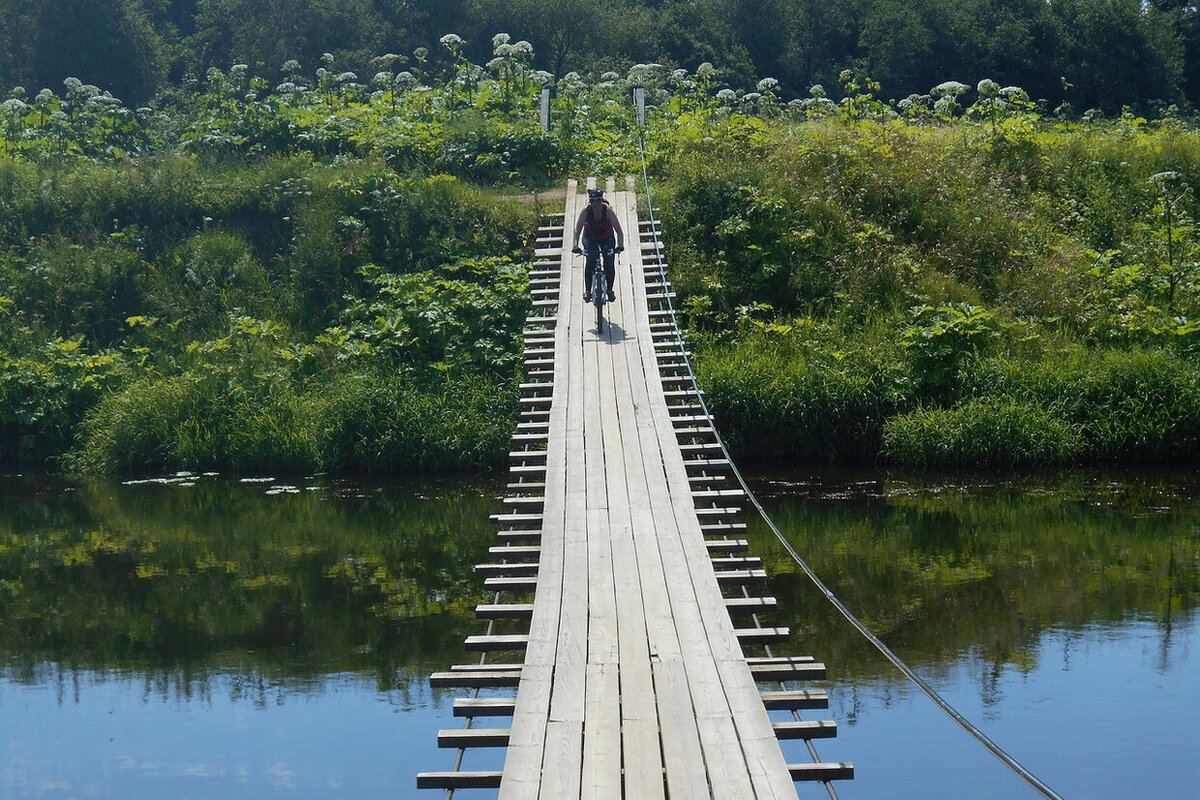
[1,470,1198,799]
[2,667,471,800]
[805,613,1200,800]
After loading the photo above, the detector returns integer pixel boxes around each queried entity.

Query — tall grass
[692,324,910,463]
[68,368,517,475]
[881,399,1083,468]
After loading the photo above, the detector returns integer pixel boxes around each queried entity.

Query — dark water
[1,469,1197,799]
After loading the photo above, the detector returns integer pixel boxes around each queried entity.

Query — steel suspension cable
[633,128,1066,800]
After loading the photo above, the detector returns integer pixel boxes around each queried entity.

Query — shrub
[313,370,516,473]
[67,369,321,475]
[693,325,909,463]
[882,398,1083,468]
[968,348,1200,461]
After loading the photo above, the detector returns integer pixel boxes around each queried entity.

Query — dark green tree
[190,0,393,77]
[2,0,167,102]
[1050,0,1183,112]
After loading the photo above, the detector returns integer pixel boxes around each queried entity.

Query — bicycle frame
[579,244,615,333]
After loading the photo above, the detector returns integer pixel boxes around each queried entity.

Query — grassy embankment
[1,50,1197,472]
[657,107,1200,467]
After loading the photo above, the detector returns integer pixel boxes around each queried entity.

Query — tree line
[2,0,1200,113]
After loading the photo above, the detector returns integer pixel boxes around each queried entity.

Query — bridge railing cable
[633,130,1067,800]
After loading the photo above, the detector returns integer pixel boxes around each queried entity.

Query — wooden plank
[417,771,503,789]
[788,762,855,781]
[430,671,521,688]
[438,728,511,747]
[498,184,578,800]
[475,603,535,620]
[616,188,733,800]
[454,697,517,717]
[635,242,798,800]
[773,721,838,740]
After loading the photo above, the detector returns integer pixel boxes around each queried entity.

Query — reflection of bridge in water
[419,178,852,798]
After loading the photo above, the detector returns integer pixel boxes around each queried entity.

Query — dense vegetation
[0,32,1198,472]
[2,0,1200,113]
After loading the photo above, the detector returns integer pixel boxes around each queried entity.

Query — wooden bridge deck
[420,179,851,798]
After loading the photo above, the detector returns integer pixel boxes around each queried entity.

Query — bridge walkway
[420,178,851,798]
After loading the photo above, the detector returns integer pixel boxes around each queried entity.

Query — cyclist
[571,188,625,302]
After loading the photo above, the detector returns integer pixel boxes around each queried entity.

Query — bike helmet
[587,188,604,200]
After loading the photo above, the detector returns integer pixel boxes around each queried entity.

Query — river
[1,468,1196,799]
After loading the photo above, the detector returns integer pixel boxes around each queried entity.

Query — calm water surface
[1,469,1197,799]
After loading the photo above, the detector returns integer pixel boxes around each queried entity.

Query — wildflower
[230,64,248,79]
[976,78,999,98]
[531,70,554,86]
[933,95,958,116]
[601,71,620,82]
[0,98,28,115]
[281,60,301,73]
[372,72,392,87]
[440,33,464,49]
[370,53,405,68]
[716,88,737,104]
[275,82,298,93]
[696,62,716,79]
[809,84,827,98]
[9,87,25,99]
[492,33,511,49]
[336,72,358,83]
[413,47,428,62]
[932,81,969,98]
[321,52,335,65]
[395,72,416,89]
[35,89,54,105]
[999,86,1029,104]
[513,40,534,57]
[756,77,779,94]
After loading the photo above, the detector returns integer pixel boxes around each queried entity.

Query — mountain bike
[575,243,617,333]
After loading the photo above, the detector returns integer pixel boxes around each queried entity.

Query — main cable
[633,129,1066,800]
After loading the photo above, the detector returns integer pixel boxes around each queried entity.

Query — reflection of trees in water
[0,474,501,684]
[744,467,1200,694]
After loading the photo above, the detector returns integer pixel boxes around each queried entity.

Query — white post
[540,87,551,131]
[632,86,646,128]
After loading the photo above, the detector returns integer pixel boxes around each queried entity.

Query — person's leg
[582,235,596,301]
[602,236,617,299]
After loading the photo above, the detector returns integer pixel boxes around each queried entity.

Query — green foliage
[881,398,1083,468]
[0,336,127,466]
[330,257,530,373]
[900,303,1003,396]
[1,31,1199,472]
[314,370,516,474]
[692,323,911,463]
[966,348,1200,461]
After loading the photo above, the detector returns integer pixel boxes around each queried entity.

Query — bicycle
[574,243,619,333]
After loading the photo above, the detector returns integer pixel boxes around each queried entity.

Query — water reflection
[745,467,1200,680]
[746,466,1200,800]
[0,473,500,682]
[1,472,505,799]
[2,468,1198,799]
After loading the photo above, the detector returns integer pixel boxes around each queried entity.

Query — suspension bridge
[417,178,852,798]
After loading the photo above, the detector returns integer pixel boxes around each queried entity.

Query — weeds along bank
[659,109,1200,467]
[1,43,1198,472]
[0,154,536,473]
